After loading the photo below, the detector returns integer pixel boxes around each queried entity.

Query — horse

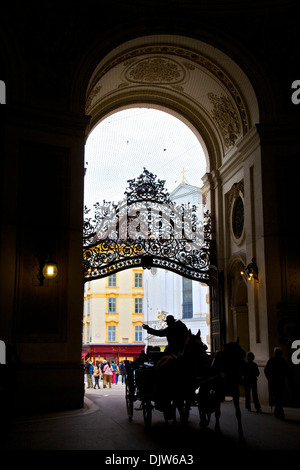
[151,333,246,438]
[210,338,246,438]
[154,329,209,423]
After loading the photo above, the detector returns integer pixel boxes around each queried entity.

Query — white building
[143,179,210,350]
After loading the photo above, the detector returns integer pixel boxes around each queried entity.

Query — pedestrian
[93,363,101,389]
[119,361,126,384]
[85,358,94,389]
[111,361,117,384]
[115,363,120,384]
[103,361,113,388]
[244,352,262,412]
[101,360,106,384]
[101,360,106,374]
[264,347,290,419]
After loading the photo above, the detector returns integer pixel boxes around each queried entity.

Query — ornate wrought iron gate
[83,168,212,284]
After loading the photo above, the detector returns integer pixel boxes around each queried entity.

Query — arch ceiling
[85,35,259,170]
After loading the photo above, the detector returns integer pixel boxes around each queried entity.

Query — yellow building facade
[82,268,145,362]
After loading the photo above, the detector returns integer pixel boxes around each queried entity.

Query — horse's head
[224,338,245,356]
[181,329,208,366]
[221,338,246,371]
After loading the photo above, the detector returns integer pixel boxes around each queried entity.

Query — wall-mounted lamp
[43,261,58,279]
[38,256,58,286]
[240,257,259,282]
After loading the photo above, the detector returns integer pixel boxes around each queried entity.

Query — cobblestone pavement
[2,380,300,455]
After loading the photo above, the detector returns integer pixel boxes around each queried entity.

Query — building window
[108,297,117,313]
[108,274,117,287]
[86,324,90,343]
[134,272,143,287]
[135,325,143,342]
[182,277,193,319]
[134,297,143,314]
[107,325,116,342]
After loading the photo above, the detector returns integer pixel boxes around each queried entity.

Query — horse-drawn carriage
[125,354,218,428]
[125,332,245,437]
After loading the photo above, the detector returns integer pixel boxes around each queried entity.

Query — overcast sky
[84,108,207,210]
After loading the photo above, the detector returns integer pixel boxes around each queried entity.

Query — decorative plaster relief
[208,92,242,150]
[125,57,185,84]
[85,44,249,133]
[85,84,102,112]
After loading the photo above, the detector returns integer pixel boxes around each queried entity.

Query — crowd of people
[84,358,127,389]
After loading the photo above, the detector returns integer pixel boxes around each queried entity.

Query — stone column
[1,105,90,412]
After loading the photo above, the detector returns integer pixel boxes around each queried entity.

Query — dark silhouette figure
[142,315,188,355]
[264,347,290,419]
[212,339,246,439]
[244,352,262,412]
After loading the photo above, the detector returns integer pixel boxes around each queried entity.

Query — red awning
[87,344,145,354]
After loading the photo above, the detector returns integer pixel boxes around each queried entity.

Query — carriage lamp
[240,257,259,282]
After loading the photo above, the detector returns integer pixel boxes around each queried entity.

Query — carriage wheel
[199,410,211,428]
[126,382,134,420]
[142,401,152,428]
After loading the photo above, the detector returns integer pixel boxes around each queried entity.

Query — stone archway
[83,35,260,352]
[1,3,298,416]
[83,35,260,260]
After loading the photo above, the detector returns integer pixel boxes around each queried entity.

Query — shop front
[82,343,145,363]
